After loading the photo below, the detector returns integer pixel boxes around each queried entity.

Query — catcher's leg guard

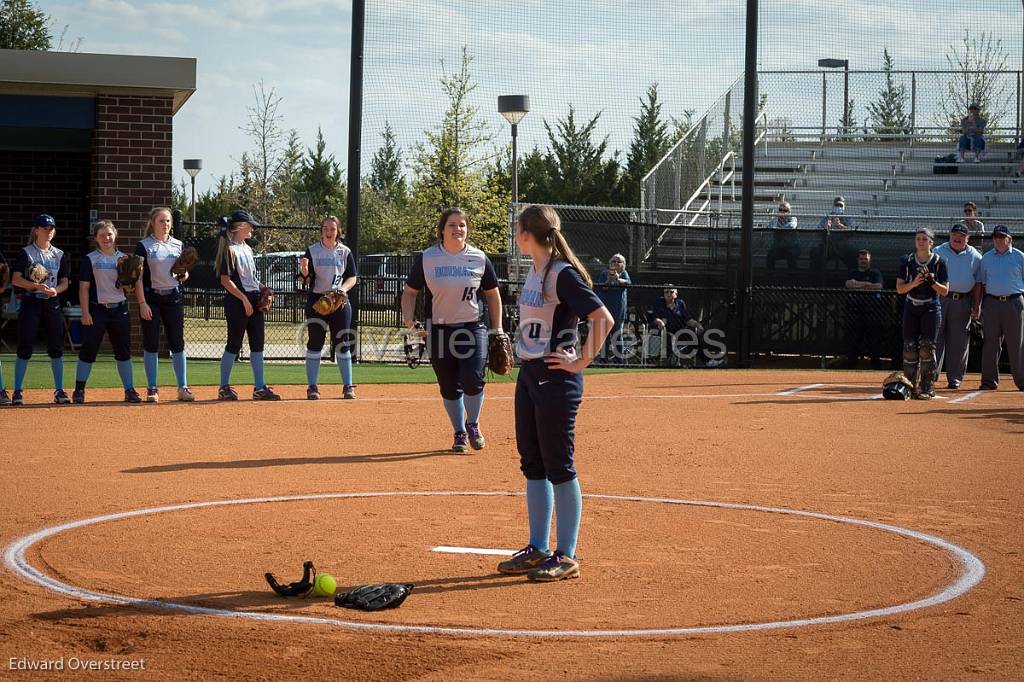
[902,341,920,390]
[918,340,937,394]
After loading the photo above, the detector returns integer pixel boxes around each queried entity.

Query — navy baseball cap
[33,213,56,228]
[228,210,258,226]
[991,224,1011,237]
[950,223,969,235]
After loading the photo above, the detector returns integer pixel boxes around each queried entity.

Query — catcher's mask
[265,561,316,598]
[882,372,913,400]
[404,322,426,369]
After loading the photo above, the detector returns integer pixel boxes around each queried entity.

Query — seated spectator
[817,196,852,230]
[962,202,985,235]
[766,201,799,271]
[649,287,722,367]
[595,253,630,361]
[844,249,884,369]
[811,196,857,271]
[958,103,986,163]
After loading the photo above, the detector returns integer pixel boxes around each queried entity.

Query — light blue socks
[526,479,554,553]
[76,360,93,384]
[442,397,466,433]
[144,351,158,388]
[305,350,321,385]
[115,359,134,389]
[553,478,582,559]
[219,351,236,386]
[14,357,28,390]
[336,350,353,386]
[0,361,4,390]
[464,391,484,424]
[171,351,187,388]
[50,357,64,390]
[251,351,265,388]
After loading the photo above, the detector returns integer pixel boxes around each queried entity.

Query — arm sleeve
[936,258,949,284]
[78,256,93,281]
[555,267,604,318]
[975,258,987,284]
[343,251,357,279]
[13,250,28,275]
[134,241,147,259]
[406,252,425,290]
[480,256,499,290]
[58,253,70,280]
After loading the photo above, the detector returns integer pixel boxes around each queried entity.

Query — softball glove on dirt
[334,583,414,611]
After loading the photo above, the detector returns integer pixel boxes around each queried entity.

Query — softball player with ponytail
[299,216,358,400]
[497,205,613,582]
[215,210,280,401]
[72,220,141,403]
[10,214,71,406]
[401,208,503,452]
[135,206,193,402]
[896,228,949,399]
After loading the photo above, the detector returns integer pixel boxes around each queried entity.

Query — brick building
[0,48,195,278]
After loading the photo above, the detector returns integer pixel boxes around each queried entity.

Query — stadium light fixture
[498,95,530,205]
[818,58,850,138]
[183,159,203,224]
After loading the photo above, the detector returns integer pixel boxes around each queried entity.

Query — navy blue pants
[305,293,353,354]
[17,296,64,359]
[902,299,941,344]
[428,321,486,400]
[515,360,583,485]
[79,301,132,363]
[141,289,185,354]
[224,292,265,354]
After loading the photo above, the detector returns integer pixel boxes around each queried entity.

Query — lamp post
[183,159,202,226]
[818,58,850,137]
[498,95,530,207]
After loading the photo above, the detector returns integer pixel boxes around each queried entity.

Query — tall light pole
[818,58,850,137]
[183,159,202,225]
[499,96,530,283]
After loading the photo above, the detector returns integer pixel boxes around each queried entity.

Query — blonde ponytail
[518,204,593,297]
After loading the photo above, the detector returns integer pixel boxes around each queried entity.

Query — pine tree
[866,49,912,140]
[623,84,671,206]
[541,106,623,206]
[369,121,407,205]
[0,0,51,50]
[299,127,344,217]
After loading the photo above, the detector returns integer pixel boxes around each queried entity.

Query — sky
[38,0,1024,195]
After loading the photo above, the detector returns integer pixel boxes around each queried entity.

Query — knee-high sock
[219,351,236,386]
[116,359,134,389]
[526,479,554,553]
[76,360,93,384]
[464,390,484,424]
[336,350,353,385]
[50,357,64,390]
[553,478,582,559]
[143,351,158,388]
[171,351,187,388]
[442,397,465,432]
[251,351,265,388]
[305,350,321,385]
[14,357,28,390]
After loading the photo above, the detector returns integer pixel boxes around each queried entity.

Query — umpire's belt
[948,291,972,301]
[985,292,1023,302]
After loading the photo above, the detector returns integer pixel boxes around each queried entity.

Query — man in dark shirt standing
[844,249,884,369]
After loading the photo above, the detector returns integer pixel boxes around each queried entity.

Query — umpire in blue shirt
[933,224,982,389]
[972,224,1024,390]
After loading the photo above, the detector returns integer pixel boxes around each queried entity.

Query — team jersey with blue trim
[898,252,949,301]
[304,240,357,294]
[516,259,604,361]
[406,243,499,325]
[135,235,184,291]
[15,244,69,298]
[219,242,261,293]
[80,249,127,305]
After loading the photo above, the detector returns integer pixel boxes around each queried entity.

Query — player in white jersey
[72,220,141,403]
[496,205,613,582]
[401,208,503,452]
[299,215,358,399]
[134,207,193,402]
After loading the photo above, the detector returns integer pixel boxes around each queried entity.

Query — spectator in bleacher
[650,287,722,367]
[933,223,982,389]
[962,202,985,235]
[595,253,630,361]
[957,103,987,164]
[844,249,884,369]
[765,201,799,270]
[811,196,856,272]
[972,224,1024,391]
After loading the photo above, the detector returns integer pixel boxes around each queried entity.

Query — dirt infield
[1,370,1021,680]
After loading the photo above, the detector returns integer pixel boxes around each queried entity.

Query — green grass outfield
[0,354,633,389]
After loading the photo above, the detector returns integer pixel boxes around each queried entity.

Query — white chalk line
[3,491,985,638]
[776,383,826,396]
[432,546,514,557]
[950,391,983,404]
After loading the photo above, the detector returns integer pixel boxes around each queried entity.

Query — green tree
[0,0,50,50]
[298,127,344,218]
[623,83,672,206]
[541,106,623,206]
[369,121,407,205]
[937,30,1012,135]
[866,49,912,140]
